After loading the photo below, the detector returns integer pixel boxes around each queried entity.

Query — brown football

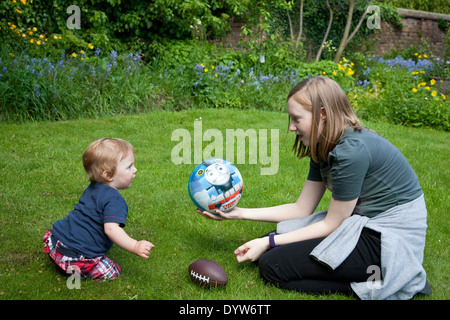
[188,259,228,287]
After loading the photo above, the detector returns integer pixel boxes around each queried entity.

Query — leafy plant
[352,55,449,131]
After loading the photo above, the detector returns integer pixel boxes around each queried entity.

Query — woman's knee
[258,249,283,284]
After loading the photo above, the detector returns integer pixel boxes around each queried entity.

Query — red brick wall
[219,9,450,58]
[370,9,450,57]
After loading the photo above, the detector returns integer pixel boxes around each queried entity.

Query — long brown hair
[288,76,361,162]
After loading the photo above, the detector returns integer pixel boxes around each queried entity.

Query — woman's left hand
[234,237,270,263]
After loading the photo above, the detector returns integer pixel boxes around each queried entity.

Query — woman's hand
[196,206,243,221]
[234,237,270,263]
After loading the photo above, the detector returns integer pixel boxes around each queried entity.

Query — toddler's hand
[134,240,155,259]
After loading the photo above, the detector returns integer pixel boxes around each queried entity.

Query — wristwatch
[269,232,279,250]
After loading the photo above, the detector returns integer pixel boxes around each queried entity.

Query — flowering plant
[428,57,450,78]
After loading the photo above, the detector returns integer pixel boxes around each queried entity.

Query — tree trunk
[334,0,354,63]
[315,0,334,62]
[334,0,373,63]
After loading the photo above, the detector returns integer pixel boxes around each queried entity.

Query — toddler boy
[43,138,154,281]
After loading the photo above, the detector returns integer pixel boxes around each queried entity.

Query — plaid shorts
[43,230,121,281]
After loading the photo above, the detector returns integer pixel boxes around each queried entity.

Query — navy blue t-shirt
[51,182,128,258]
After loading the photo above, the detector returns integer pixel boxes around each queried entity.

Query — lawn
[0,108,448,302]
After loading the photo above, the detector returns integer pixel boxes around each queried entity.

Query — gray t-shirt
[308,127,422,217]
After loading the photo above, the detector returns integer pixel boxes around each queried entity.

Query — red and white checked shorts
[43,230,121,281]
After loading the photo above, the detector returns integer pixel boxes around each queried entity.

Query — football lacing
[190,270,210,284]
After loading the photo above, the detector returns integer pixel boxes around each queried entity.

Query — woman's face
[287,96,326,147]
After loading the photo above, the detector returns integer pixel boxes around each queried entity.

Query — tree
[279,0,304,54]
[333,0,373,62]
[315,0,334,61]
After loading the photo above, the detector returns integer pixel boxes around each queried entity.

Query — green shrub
[351,56,449,131]
[0,45,156,122]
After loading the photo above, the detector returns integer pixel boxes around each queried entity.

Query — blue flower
[109,50,118,67]
[34,84,41,98]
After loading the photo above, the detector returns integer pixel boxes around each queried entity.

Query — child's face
[288,98,313,147]
[287,97,326,147]
[108,152,137,190]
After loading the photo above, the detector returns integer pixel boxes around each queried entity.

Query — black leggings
[258,228,381,295]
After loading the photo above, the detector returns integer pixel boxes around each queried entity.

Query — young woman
[197,76,431,299]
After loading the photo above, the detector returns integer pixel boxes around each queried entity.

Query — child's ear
[102,170,114,182]
[320,107,327,121]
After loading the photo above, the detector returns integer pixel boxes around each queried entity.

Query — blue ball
[188,158,244,214]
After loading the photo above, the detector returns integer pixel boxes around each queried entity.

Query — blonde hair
[287,76,361,163]
[82,138,134,184]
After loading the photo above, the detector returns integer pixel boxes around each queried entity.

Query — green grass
[0,109,448,300]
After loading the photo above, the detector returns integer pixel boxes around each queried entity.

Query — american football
[188,259,228,288]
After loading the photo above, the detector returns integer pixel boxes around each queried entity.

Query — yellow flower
[36,40,41,45]
[53,35,58,40]
[204,68,208,72]
[430,79,436,85]
[431,90,437,97]
[424,54,428,58]
[88,43,94,49]
[9,52,14,57]
[345,69,354,76]
[80,50,85,54]
[71,52,77,58]
[412,88,418,92]
[39,34,44,39]
[28,31,33,35]
[16,9,22,14]
[32,27,37,32]
[414,53,418,56]
[22,33,26,37]
[424,86,430,90]
[322,71,326,75]
[214,74,218,77]
[442,94,447,100]
[30,39,34,43]
[332,71,337,75]
[211,65,215,69]
[21,0,27,4]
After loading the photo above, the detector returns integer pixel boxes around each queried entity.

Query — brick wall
[215,18,247,47]
[218,9,450,58]
[370,9,450,57]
